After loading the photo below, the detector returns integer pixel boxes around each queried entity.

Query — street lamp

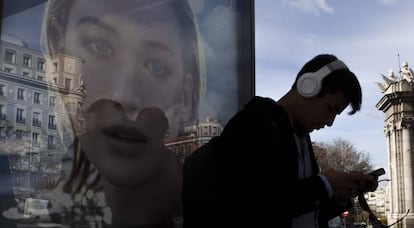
[25,135,37,198]
[27,137,32,198]
[26,135,40,198]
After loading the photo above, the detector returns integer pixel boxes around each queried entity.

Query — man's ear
[45,17,64,55]
[181,72,195,120]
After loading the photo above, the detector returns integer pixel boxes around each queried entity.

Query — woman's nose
[105,62,143,121]
[105,91,141,121]
[105,79,142,120]
[124,106,140,121]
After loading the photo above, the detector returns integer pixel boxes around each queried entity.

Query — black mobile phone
[368,168,385,177]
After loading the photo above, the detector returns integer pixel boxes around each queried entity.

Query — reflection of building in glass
[166,116,223,164]
[0,35,84,199]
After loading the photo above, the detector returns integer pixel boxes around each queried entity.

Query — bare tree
[314,138,376,225]
[313,138,373,173]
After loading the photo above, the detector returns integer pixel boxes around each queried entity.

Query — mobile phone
[368,168,385,177]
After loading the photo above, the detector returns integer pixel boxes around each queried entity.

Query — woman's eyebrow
[142,40,174,56]
[77,16,118,34]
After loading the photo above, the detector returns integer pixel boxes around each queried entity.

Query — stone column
[401,117,414,227]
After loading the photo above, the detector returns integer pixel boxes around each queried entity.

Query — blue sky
[255,0,414,168]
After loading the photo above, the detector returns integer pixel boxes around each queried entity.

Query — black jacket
[183,96,351,227]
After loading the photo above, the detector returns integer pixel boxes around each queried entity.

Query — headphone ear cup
[297,72,321,98]
[296,59,348,98]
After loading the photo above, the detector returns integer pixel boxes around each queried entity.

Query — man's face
[300,91,349,133]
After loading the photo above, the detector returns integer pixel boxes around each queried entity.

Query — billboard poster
[0,0,254,227]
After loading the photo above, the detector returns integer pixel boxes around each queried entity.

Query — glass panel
[1,0,254,227]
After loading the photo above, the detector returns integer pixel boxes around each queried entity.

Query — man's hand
[322,169,378,202]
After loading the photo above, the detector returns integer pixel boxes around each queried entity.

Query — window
[32,132,40,146]
[53,62,58,72]
[5,50,16,63]
[212,126,218,136]
[17,88,25,100]
[47,135,55,149]
[37,75,44,81]
[49,96,56,107]
[16,108,25,124]
[15,129,24,139]
[37,58,45,71]
[33,92,41,104]
[202,126,209,136]
[0,84,5,96]
[65,78,71,90]
[23,55,32,68]
[48,115,56,129]
[66,102,76,112]
[32,112,41,127]
[22,72,30,76]
[0,104,5,120]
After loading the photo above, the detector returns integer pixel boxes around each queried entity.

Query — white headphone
[296,59,348,98]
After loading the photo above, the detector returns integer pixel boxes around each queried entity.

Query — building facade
[0,34,84,200]
[166,116,223,164]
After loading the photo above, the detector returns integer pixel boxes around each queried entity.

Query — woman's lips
[101,125,148,143]
[99,125,151,157]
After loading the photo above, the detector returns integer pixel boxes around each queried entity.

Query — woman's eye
[145,59,167,76]
[87,40,113,55]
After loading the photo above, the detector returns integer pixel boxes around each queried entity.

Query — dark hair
[291,54,362,115]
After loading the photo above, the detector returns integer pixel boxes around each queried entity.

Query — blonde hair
[41,0,206,193]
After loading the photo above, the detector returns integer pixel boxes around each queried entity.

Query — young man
[183,54,378,227]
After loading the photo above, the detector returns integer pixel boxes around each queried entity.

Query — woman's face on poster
[63,0,195,138]
[55,0,196,186]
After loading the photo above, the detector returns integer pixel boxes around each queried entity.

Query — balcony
[32,120,41,127]
[47,144,56,150]
[16,118,26,124]
[48,124,56,130]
